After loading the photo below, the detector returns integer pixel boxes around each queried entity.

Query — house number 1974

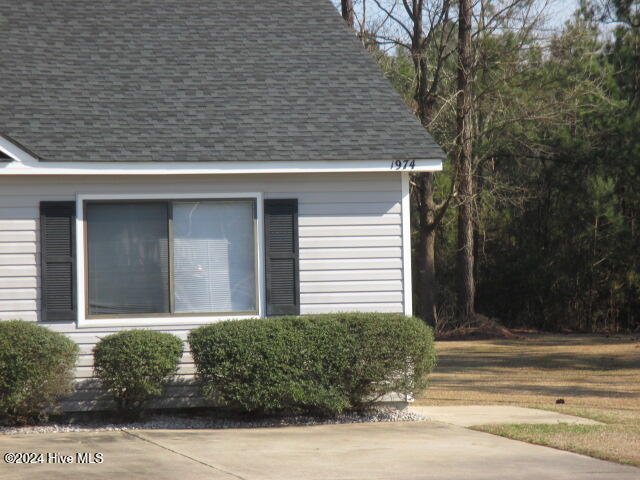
[390,159,416,170]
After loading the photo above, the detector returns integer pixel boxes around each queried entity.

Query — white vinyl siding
[0,172,406,410]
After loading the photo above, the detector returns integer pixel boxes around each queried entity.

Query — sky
[333,0,583,32]
[547,0,581,28]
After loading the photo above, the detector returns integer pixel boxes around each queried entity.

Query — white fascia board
[0,135,39,163]
[0,155,443,175]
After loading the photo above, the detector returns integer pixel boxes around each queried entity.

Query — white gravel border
[1,407,427,435]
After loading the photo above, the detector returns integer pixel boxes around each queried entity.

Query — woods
[337,0,640,332]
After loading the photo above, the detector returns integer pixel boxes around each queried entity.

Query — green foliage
[189,314,436,415]
[472,11,640,332]
[93,330,183,416]
[335,2,639,334]
[371,4,640,333]
[0,320,78,425]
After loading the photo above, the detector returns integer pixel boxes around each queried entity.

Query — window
[172,201,256,313]
[85,199,257,317]
[87,203,170,315]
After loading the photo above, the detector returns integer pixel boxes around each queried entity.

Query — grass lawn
[415,334,640,466]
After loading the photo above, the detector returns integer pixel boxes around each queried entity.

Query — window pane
[87,203,169,315]
[173,200,256,313]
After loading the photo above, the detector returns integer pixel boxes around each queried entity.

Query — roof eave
[0,134,43,163]
[0,157,443,175]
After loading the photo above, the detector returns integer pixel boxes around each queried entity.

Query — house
[0,0,444,410]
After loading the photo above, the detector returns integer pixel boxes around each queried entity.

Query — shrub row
[0,314,436,423]
[0,323,182,424]
[189,313,436,415]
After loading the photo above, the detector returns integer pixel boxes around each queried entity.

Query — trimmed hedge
[93,330,183,416]
[189,313,436,415]
[0,320,78,425]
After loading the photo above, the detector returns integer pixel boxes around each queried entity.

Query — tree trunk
[456,0,476,321]
[410,1,439,328]
[416,173,437,326]
[341,0,354,27]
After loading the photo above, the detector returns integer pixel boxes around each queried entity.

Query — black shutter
[264,199,300,316]
[40,202,76,322]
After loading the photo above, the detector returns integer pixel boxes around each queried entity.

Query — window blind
[172,201,256,313]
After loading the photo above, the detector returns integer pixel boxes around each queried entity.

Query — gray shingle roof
[0,0,444,163]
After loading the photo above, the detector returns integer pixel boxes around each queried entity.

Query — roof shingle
[0,0,444,162]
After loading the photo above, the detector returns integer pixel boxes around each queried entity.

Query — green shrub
[93,330,183,416]
[0,320,78,425]
[189,313,436,415]
[341,313,437,409]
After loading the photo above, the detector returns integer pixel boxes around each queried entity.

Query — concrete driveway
[1,421,638,480]
[408,405,604,427]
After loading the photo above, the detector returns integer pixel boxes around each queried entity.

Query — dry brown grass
[416,334,640,466]
[472,422,640,466]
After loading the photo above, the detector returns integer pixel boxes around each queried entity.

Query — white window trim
[76,192,265,328]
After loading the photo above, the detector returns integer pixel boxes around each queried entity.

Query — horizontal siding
[272,191,400,204]
[0,277,37,288]
[299,236,401,248]
[300,258,402,270]
[299,202,401,215]
[300,280,403,293]
[0,174,399,196]
[60,381,209,412]
[0,311,38,321]
[0,208,38,221]
[0,231,36,242]
[0,197,71,207]
[0,253,36,265]
[301,303,404,314]
[299,247,401,260]
[298,214,400,226]
[0,288,38,300]
[43,322,196,337]
[300,292,403,304]
[0,172,406,410]
[301,269,403,281]
[0,299,37,311]
[299,225,401,237]
[0,219,37,230]
[0,265,37,277]
[0,243,37,254]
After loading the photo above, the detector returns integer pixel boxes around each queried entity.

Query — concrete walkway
[408,405,603,427]
[1,421,637,480]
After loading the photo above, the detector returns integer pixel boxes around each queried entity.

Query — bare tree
[334,0,567,326]
[368,0,556,324]
[369,0,457,326]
